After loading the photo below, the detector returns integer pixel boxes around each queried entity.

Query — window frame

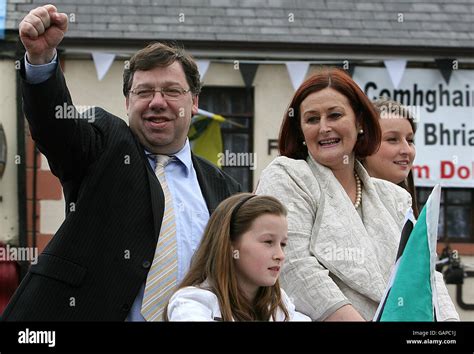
[417,187,474,243]
[197,87,254,192]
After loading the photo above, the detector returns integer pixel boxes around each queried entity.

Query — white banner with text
[354,67,474,188]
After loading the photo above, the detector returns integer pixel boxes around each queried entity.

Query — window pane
[446,206,470,239]
[223,167,250,192]
[221,134,254,189]
[446,190,471,203]
[417,187,445,204]
[417,188,431,204]
[437,205,444,240]
[221,117,250,129]
[223,133,249,154]
[199,88,251,114]
[199,87,253,191]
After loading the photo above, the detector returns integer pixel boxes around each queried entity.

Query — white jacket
[167,285,311,321]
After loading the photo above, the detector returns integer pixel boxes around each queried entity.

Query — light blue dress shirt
[25,57,210,321]
[126,141,209,321]
[24,52,59,84]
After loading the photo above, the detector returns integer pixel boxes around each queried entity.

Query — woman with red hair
[256,68,458,322]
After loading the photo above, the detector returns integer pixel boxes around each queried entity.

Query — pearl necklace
[354,171,362,209]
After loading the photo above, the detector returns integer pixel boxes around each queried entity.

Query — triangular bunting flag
[384,60,407,89]
[374,185,441,321]
[285,62,309,91]
[240,63,258,88]
[435,59,455,85]
[196,60,210,81]
[92,52,116,81]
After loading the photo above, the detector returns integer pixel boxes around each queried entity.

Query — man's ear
[191,95,199,116]
[125,95,130,111]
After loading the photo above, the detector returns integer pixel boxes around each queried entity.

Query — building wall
[203,63,245,87]
[0,60,18,245]
[254,64,295,184]
[65,59,127,120]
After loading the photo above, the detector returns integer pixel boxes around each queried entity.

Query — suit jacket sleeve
[21,59,104,182]
[256,157,350,321]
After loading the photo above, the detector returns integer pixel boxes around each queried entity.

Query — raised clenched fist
[19,4,68,65]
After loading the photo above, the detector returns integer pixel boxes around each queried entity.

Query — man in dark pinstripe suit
[3,4,240,321]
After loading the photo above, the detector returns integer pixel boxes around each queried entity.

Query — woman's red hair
[279,67,381,160]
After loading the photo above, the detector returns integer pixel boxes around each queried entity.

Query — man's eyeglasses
[129,87,191,101]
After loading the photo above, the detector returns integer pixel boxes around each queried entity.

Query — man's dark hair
[123,42,202,96]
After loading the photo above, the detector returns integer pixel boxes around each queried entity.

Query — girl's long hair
[164,193,289,321]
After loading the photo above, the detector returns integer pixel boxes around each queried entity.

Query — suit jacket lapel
[192,154,228,214]
[146,166,165,242]
[133,135,164,242]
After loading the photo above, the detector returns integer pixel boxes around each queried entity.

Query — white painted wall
[253,64,295,187]
[202,62,244,87]
[65,59,128,122]
[0,60,18,244]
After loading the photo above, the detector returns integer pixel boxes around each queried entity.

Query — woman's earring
[358,129,364,135]
[302,141,306,146]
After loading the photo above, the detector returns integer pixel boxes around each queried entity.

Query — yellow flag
[189,117,223,168]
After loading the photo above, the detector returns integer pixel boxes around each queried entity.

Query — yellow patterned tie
[141,155,178,321]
